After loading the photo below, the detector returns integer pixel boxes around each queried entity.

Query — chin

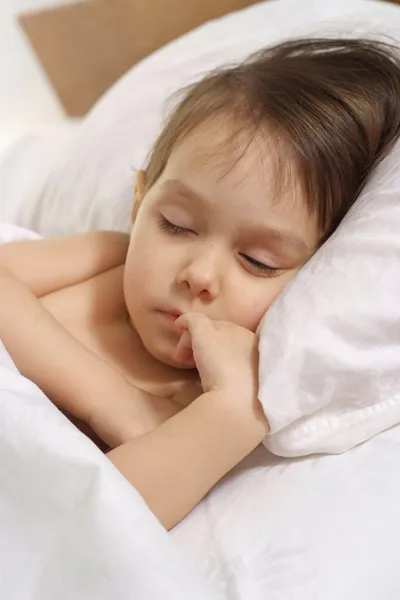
[149,342,194,370]
[149,338,193,368]
[137,324,193,370]
[156,352,194,370]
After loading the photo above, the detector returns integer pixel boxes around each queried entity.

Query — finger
[173,331,195,365]
[175,312,211,338]
[174,313,213,367]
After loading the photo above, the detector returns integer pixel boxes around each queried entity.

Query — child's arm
[0,232,183,444]
[0,267,180,444]
[0,231,129,297]
[108,312,269,531]
[108,389,268,531]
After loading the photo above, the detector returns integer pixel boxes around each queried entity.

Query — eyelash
[158,216,280,277]
[241,254,280,277]
[158,216,192,236]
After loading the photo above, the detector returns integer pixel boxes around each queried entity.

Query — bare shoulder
[85,230,130,253]
[0,230,130,298]
[0,230,130,271]
[58,230,130,265]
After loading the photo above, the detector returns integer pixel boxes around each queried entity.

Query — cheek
[229,293,273,332]
[227,274,294,332]
[124,251,146,297]
[125,230,160,280]
[123,229,175,310]
[123,240,154,308]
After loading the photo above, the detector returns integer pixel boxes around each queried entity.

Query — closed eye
[241,254,281,277]
[158,215,194,236]
[158,216,280,276]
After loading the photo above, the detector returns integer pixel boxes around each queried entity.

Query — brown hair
[145,38,400,239]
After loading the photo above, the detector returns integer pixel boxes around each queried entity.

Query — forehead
[159,118,317,235]
[165,118,274,195]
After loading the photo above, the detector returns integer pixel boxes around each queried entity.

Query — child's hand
[173,313,259,402]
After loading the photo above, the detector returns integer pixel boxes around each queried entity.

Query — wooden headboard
[19,0,259,117]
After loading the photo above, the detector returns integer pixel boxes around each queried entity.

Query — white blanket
[2,222,400,598]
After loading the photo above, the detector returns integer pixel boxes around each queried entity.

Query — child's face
[124,120,320,367]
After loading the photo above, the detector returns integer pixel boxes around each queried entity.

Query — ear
[131,170,147,224]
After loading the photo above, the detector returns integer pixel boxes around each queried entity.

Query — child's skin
[0,119,320,529]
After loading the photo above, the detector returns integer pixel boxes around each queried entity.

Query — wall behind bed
[19,0,260,117]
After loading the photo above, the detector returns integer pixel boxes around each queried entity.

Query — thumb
[174,312,214,362]
[173,330,195,365]
[175,312,212,345]
[174,313,220,389]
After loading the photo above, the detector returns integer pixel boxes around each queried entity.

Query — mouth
[157,308,183,323]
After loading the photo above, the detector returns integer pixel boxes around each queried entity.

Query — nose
[176,246,221,300]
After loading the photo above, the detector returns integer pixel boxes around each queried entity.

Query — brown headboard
[19,0,259,117]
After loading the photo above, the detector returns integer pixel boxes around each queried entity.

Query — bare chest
[40,267,198,402]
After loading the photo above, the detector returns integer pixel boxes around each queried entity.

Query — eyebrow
[162,178,310,253]
[162,178,208,204]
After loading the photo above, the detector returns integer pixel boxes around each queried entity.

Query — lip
[157,308,183,324]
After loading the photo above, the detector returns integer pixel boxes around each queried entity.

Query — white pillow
[260,139,400,456]
[2,0,400,235]
[0,121,79,233]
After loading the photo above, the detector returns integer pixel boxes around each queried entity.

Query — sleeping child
[1,38,400,530]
